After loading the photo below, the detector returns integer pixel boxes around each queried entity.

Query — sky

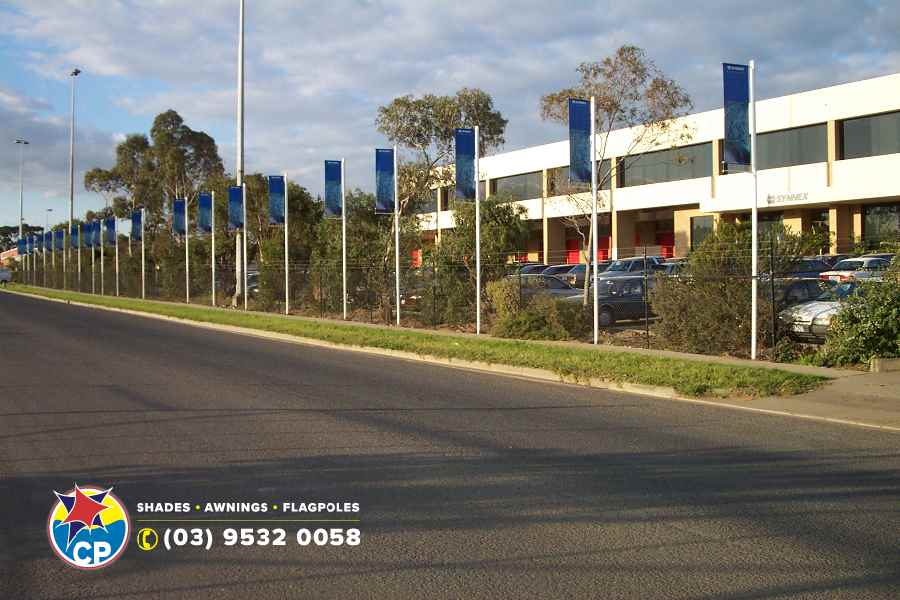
[1,0,899,231]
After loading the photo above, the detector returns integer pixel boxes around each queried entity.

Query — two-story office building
[417,72,900,263]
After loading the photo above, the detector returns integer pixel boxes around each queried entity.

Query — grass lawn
[6,284,825,398]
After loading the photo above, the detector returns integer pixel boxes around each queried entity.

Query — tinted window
[832,260,863,270]
[620,143,712,187]
[690,215,714,251]
[546,277,567,289]
[841,111,900,160]
[863,204,900,249]
[757,124,826,169]
[548,160,611,194]
[492,171,542,201]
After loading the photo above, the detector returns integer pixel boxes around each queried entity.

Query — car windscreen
[815,282,857,301]
[605,260,632,272]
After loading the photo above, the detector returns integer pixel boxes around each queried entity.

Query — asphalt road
[1,292,898,599]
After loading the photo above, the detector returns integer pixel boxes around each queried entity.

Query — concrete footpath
[4,286,899,433]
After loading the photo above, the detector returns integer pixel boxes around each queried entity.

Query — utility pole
[15,139,29,241]
[234,0,246,308]
[67,69,81,292]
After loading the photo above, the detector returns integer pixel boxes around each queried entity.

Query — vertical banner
[27,235,34,255]
[324,161,342,218]
[375,148,395,214]
[70,223,79,248]
[93,220,102,247]
[18,239,26,256]
[455,128,476,201]
[105,217,116,246]
[228,186,243,229]
[131,210,143,241]
[83,223,92,249]
[268,176,285,224]
[198,192,213,232]
[568,98,591,184]
[723,63,751,170]
[173,198,186,235]
[54,230,64,251]
[45,231,52,251]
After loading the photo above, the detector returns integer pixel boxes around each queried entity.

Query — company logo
[47,484,130,569]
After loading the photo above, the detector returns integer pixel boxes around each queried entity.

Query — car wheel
[598,307,614,327]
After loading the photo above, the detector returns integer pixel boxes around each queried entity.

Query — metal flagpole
[211,192,216,307]
[234,0,245,310]
[100,223,105,295]
[77,224,81,291]
[141,209,146,299]
[341,159,347,320]
[242,183,248,310]
[63,229,67,290]
[749,59,759,360]
[474,126,482,335]
[393,146,400,326]
[91,226,95,294]
[590,97,599,345]
[114,220,119,296]
[284,173,290,315]
[42,236,46,287]
[185,200,190,303]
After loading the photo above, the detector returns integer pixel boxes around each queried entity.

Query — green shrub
[486,277,521,321]
[819,274,900,366]
[492,296,587,341]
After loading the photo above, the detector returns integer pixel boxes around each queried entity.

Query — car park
[778,281,861,343]
[819,257,891,282]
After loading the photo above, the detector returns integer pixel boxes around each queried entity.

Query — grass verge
[6,284,825,397]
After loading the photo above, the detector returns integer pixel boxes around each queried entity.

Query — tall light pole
[15,139,29,241]
[67,68,80,291]
[44,208,52,287]
[234,0,246,308]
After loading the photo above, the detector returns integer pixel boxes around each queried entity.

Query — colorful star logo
[53,485,111,548]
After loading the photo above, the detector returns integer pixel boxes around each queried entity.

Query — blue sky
[1,0,899,231]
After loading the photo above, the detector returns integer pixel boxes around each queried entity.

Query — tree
[375,88,508,322]
[540,45,694,302]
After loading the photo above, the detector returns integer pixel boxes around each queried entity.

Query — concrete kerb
[7,287,898,434]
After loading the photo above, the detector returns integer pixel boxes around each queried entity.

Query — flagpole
[590,97,599,345]
[141,209,146,299]
[77,224,81,291]
[115,219,119,296]
[91,225,95,294]
[63,228,67,290]
[749,59,759,360]
[211,192,216,306]
[475,125,481,335]
[393,146,400,326]
[284,172,290,315]
[100,222,105,296]
[185,199,191,304]
[341,159,347,320]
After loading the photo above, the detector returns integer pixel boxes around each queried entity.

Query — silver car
[778,281,860,343]
[819,256,891,283]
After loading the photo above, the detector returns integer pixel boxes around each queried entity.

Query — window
[690,215,714,251]
[415,189,438,214]
[757,124,826,170]
[863,204,900,249]
[619,143,712,187]
[491,171,542,201]
[548,160,612,195]
[478,180,486,200]
[841,111,900,160]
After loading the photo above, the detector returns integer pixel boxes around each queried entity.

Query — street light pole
[44,208,52,287]
[15,139,29,241]
[234,0,246,308]
[66,69,81,292]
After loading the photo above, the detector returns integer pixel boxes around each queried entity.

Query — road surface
[1,292,898,599]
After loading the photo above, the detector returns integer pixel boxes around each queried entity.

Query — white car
[819,256,891,283]
[778,281,860,343]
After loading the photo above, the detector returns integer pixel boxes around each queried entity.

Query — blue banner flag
[70,224,79,249]
[375,148,395,214]
[173,199,186,235]
[54,229,64,251]
[324,161,342,218]
[27,235,34,255]
[568,98,591,185]
[92,220,101,247]
[228,186,243,230]
[83,222,93,248]
[455,128,476,201]
[105,217,116,246]
[131,210,143,241]
[46,231,53,251]
[17,238,26,256]
[267,176,286,225]
[723,63,751,169]
[197,192,212,232]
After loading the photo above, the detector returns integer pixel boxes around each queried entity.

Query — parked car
[653,258,687,277]
[518,263,548,275]
[246,271,260,296]
[814,254,852,268]
[819,257,891,282]
[596,256,664,281]
[0,268,11,286]
[778,281,861,343]
[564,275,654,327]
[541,264,576,278]
[563,261,612,288]
[781,258,831,278]
[774,278,832,309]
[506,274,582,301]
